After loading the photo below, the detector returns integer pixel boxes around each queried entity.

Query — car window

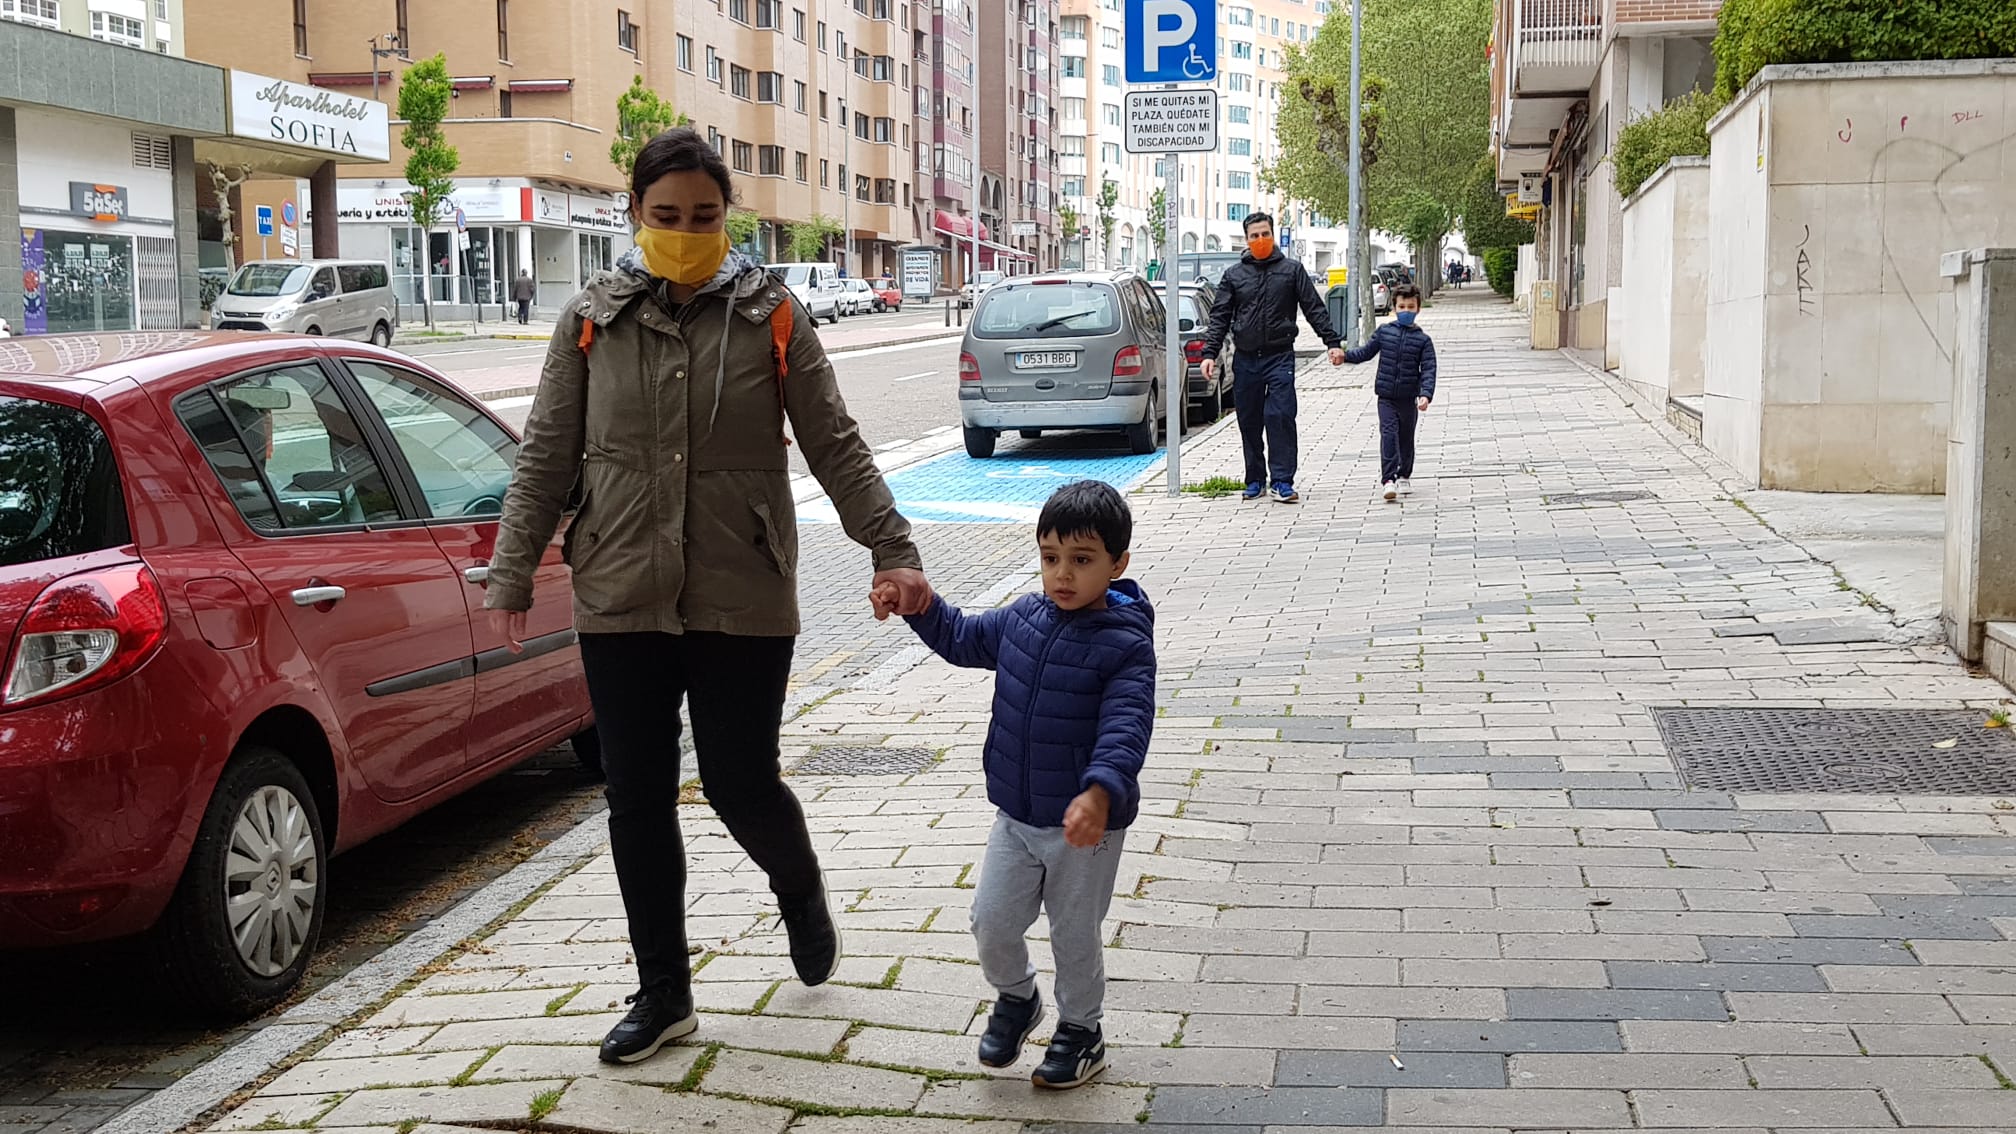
[181,364,401,531]
[337,264,374,293]
[310,268,337,297]
[972,283,1119,338]
[1132,281,1164,332]
[0,396,129,567]
[349,362,518,519]
[227,264,309,297]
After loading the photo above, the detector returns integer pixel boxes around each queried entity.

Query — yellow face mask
[633,225,731,286]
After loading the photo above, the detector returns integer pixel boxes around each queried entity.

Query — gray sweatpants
[968,811,1128,1029]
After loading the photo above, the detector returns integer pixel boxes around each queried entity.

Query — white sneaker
[1381,481,1397,502]
[1398,477,1412,496]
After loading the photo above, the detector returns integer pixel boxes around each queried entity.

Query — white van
[764,261,842,324]
[213,259,399,345]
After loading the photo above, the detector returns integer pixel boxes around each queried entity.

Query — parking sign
[1124,0,1216,84]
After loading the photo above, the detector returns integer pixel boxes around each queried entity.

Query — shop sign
[531,188,570,224]
[229,71,391,162]
[69,183,128,222]
[570,199,627,233]
[335,183,516,224]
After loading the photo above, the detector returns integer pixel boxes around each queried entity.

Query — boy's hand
[869,582,902,621]
[1063,785,1110,848]
[870,568,933,619]
[1416,396,1431,413]
[1328,347,1345,367]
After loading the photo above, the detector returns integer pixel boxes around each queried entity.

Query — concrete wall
[1620,157,1710,403]
[1941,248,2016,662]
[1704,60,2016,492]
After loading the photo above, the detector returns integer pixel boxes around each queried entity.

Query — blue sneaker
[1272,482,1300,503]
[1241,482,1264,501]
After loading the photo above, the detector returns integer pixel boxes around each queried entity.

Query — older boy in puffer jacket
[872,480,1155,1090]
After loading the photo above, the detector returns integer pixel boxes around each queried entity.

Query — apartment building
[977,0,1060,273]
[1059,0,1354,276]
[1491,0,1719,356]
[187,0,934,314]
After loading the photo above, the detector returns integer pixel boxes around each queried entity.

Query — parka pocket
[750,497,796,580]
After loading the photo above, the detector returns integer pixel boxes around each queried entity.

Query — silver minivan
[213,259,398,345]
[957,271,1169,458]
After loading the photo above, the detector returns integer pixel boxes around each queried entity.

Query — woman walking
[484,128,934,1065]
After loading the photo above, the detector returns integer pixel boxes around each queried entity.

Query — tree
[398,54,459,329]
[1456,155,1534,254]
[1057,200,1082,267]
[611,76,692,178]
[725,208,762,252]
[204,162,257,269]
[785,214,843,262]
[1273,0,1491,285]
[1395,190,1451,282]
[1095,179,1119,269]
[1146,187,1169,255]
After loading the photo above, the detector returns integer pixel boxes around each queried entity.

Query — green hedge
[1481,247,1518,297]
[1612,89,1723,199]
[1716,0,2016,99]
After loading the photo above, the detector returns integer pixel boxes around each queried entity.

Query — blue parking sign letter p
[1127,0,1214,84]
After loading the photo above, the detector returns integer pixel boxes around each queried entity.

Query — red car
[869,277,904,313]
[0,332,594,1016]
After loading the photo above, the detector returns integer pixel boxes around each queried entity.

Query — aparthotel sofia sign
[228,71,391,163]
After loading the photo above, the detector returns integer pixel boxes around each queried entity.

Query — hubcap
[222,785,319,977]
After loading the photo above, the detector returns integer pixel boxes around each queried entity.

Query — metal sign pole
[1347,0,1370,345]
[1164,152,1182,496]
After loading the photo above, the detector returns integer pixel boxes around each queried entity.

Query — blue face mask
[1394,310,1418,326]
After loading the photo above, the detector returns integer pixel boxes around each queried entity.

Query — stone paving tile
[703,1048,927,1112]
[316,1080,569,1127]
[1605,961,1829,992]
[417,1012,625,1051]
[1885,1089,2016,1126]
[1181,1015,1398,1051]
[256,1049,490,1096]
[789,1119,1021,1134]
[1745,1054,2003,1089]
[1617,1021,1863,1055]
[209,1096,338,1131]
[688,1013,853,1056]
[1384,1087,1631,1128]
[1274,1051,1507,1088]
[1700,937,1916,966]
[472,1043,703,1084]
[1146,1085,1385,1126]
[1630,1088,1897,1128]
[548,1077,792,1134]
[762,983,979,1031]
[1725,991,1963,1025]
[917,1079,1151,1124]
[1396,1021,1624,1054]
[1504,1053,1747,1089]
[1504,988,1730,1021]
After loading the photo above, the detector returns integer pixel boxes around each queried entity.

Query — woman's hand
[487,609,528,654]
[870,568,933,619]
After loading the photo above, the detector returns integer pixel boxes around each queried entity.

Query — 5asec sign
[1124,0,1217,84]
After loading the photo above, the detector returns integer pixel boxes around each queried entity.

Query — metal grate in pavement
[1654,708,2016,795]
[1545,490,1657,506]
[793,745,938,776]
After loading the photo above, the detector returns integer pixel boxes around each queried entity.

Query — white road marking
[826,337,960,361]
[488,394,537,410]
[893,370,940,382]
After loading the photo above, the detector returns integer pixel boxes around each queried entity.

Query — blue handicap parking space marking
[800,444,1163,524]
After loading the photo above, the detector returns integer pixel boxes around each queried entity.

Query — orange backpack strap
[577,318,595,354]
[769,300,794,447]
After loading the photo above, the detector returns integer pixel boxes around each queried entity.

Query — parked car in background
[211,260,398,347]
[1373,277,1393,314]
[766,261,842,324]
[960,270,1004,308]
[837,278,877,316]
[1175,281,1231,423]
[1177,251,1245,286]
[1377,261,1414,286]
[958,271,1169,458]
[869,277,903,312]
[0,333,596,1017]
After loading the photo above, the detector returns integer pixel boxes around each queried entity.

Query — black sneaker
[1032,1021,1107,1089]
[778,873,843,986]
[976,989,1045,1068]
[598,989,697,1064]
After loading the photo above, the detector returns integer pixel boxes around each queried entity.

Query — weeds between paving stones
[528,1086,564,1121]
[1182,476,1246,499]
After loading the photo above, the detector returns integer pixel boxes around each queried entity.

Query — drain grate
[1654,708,2016,795]
[793,745,938,776]
[1545,490,1656,506]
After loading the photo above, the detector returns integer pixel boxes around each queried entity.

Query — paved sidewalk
[196,292,2016,1134]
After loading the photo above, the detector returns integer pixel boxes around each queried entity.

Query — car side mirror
[1179,318,1195,332]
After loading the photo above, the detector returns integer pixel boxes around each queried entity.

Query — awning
[508,78,574,93]
[931,227,1037,260]
[309,72,378,87]
[452,76,495,90]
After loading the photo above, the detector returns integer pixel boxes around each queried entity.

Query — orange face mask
[1247,236,1275,260]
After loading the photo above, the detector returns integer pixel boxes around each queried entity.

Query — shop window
[37,230,136,333]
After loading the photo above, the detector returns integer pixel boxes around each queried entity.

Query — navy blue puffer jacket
[905,581,1156,829]
[1345,321,1439,400]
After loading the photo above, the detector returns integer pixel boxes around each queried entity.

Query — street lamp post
[1346,0,1370,344]
[370,34,403,103]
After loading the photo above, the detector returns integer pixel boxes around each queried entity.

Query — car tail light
[1184,339,1204,362]
[2,564,168,709]
[1112,345,1144,378]
[959,352,981,381]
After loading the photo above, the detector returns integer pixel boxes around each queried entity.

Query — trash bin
[1326,283,1350,333]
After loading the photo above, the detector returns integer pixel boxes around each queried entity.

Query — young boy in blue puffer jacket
[1344,283,1438,502]
[871,480,1155,1090]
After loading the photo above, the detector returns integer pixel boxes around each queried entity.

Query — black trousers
[578,630,819,998]
[516,298,532,323]
[1378,395,1419,483]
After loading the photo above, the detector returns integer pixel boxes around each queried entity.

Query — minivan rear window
[0,396,129,567]
[228,264,311,297]
[973,283,1120,338]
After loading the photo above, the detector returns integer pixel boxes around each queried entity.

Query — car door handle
[290,585,346,606]
[463,566,491,584]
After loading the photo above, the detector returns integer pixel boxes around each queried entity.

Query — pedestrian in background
[1343,283,1438,502]
[512,269,535,324]
[1198,212,1346,504]
[485,127,935,1066]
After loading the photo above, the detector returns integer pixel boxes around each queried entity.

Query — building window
[729,0,748,23]
[873,54,893,82]
[292,0,307,53]
[855,174,870,202]
[1061,15,1085,39]
[1100,26,1119,48]
[794,79,807,112]
[1227,171,1252,189]
[757,0,781,28]
[617,9,637,53]
[706,47,721,83]
[1061,177,1082,198]
[1228,137,1252,156]
[730,65,752,99]
[757,71,782,102]
[1101,64,1119,87]
[1102,103,1120,126]
[820,158,829,186]
[131,133,173,170]
[874,178,896,204]
[817,20,826,50]
[497,0,510,60]
[793,8,805,39]
[1227,203,1249,221]
[1061,55,1083,78]
[1062,96,1084,120]
[1232,40,1252,59]
[873,117,893,143]
[154,0,166,16]
[677,34,693,71]
[1228,104,1250,124]
[818,91,828,119]
[1100,142,1120,164]
[732,140,754,172]
[91,12,146,47]
[795,151,808,182]
[853,112,869,141]
[760,145,785,176]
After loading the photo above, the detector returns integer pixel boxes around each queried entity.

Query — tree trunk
[420,226,434,330]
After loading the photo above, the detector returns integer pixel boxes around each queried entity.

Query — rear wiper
[1031,309,1100,332]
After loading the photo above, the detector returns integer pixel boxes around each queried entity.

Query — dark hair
[630,127,737,209]
[1038,480,1132,556]
[1392,283,1421,305]
[1242,211,1274,235]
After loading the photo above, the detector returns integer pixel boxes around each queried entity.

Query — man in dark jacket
[1344,284,1438,501]
[511,269,536,324]
[1200,212,1345,503]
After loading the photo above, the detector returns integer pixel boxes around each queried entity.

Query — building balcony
[1509,0,1602,97]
